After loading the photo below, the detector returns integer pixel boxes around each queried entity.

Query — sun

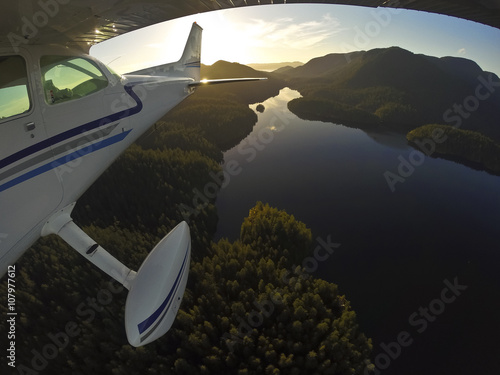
[195,12,252,65]
[91,8,275,73]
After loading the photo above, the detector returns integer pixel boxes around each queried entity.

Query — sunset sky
[91,4,500,76]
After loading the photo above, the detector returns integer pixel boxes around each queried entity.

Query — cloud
[457,48,466,55]
[239,13,345,51]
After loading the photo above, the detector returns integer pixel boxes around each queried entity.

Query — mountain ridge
[278,47,500,139]
[246,61,303,72]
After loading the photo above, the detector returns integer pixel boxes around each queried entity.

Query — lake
[215,88,500,375]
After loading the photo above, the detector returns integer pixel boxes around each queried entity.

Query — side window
[0,55,31,120]
[40,56,108,105]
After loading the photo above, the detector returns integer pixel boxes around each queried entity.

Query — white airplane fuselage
[0,22,265,347]
[0,43,195,277]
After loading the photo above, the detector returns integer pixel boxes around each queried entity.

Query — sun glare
[196,11,252,65]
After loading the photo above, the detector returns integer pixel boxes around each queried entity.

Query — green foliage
[407,124,500,173]
[138,121,223,163]
[303,86,410,113]
[73,144,219,254]
[163,96,258,151]
[374,102,419,130]
[159,212,372,374]
[240,202,312,267]
[287,97,380,130]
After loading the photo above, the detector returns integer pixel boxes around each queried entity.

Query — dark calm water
[215,88,500,375]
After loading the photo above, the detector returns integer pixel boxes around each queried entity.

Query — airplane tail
[128,22,269,87]
[128,22,202,81]
[178,22,202,81]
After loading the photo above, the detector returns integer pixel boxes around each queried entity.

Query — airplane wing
[0,0,270,52]
[2,1,499,53]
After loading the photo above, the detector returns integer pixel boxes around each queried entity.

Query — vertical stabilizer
[179,22,202,81]
[128,22,202,81]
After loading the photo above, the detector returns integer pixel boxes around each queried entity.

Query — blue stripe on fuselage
[0,130,132,193]
[0,84,144,192]
[0,84,142,171]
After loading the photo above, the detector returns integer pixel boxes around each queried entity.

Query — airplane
[2,0,497,350]
[0,13,265,347]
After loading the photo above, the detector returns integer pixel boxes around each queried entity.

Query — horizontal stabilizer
[188,77,268,87]
[128,22,202,81]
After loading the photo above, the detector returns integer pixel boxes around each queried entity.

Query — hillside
[199,60,286,104]
[282,47,500,139]
[247,61,303,71]
[281,51,363,79]
[202,60,266,78]
[423,55,484,85]
[407,124,500,174]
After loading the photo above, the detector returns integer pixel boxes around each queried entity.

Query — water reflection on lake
[215,88,500,375]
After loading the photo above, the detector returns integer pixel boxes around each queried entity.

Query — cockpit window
[0,55,31,120]
[40,56,108,105]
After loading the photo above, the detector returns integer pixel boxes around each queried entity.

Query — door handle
[25,122,36,131]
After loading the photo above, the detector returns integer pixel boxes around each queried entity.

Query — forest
[407,124,500,174]
[0,75,373,374]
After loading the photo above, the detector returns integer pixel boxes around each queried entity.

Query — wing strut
[42,203,137,288]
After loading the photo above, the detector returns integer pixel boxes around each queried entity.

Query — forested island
[287,96,380,130]
[407,124,500,174]
[0,66,373,374]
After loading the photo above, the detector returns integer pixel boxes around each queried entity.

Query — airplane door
[0,52,63,252]
[38,54,121,202]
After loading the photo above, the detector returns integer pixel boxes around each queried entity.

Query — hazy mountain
[423,55,484,85]
[202,60,267,78]
[281,51,364,78]
[272,65,296,75]
[246,61,303,72]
